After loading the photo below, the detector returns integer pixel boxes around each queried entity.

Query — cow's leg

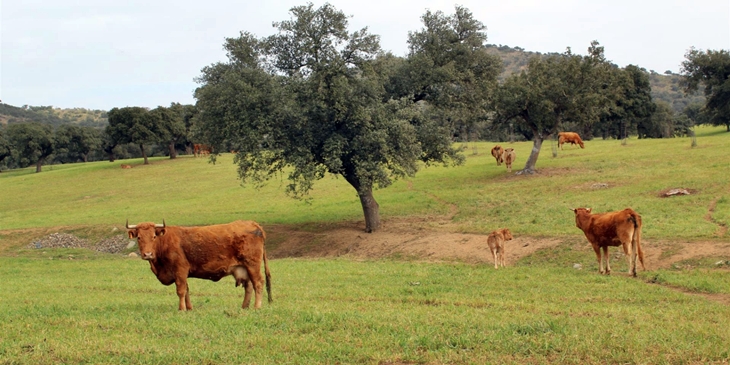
[603,246,611,275]
[233,266,253,309]
[175,278,191,311]
[246,266,265,309]
[627,237,637,277]
[592,245,603,274]
[499,247,505,267]
[184,286,192,310]
[491,247,499,269]
[242,280,253,309]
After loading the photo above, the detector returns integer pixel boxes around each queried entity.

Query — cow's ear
[586,208,592,213]
[155,228,166,237]
[128,230,137,239]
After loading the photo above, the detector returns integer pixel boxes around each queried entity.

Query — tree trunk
[168,141,177,159]
[140,144,149,165]
[35,159,43,173]
[358,187,381,233]
[344,174,381,233]
[520,135,544,174]
[82,153,88,163]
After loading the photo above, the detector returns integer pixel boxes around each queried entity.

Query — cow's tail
[263,249,272,303]
[251,221,273,304]
[630,211,645,270]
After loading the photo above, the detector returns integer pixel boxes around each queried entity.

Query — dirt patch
[266,218,730,270]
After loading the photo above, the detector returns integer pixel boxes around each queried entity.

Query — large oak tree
[194,3,462,232]
[492,42,616,174]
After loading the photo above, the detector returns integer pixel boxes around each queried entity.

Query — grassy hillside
[1,127,728,365]
[0,103,107,128]
[1,126,728,240]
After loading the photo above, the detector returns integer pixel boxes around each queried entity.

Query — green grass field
[1,126,729,364]
[1,257,729,364]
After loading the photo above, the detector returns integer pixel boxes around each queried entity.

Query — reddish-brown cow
[502,148,516,173]
[120,164,132,169]
[487,228,513,269]
[571,208,645,276]
[127,220,272,310]
[558,132,585,150]
[193,144,212,157]
[491,145,504,166]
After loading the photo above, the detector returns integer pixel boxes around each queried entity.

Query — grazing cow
[502,148,516,173]
[120,164,132,169]
[487,228,513,269]
[491,145,504,166]
[126,220,272,310]
[571,208,645,276]
[193,144,212,157]
[558,132,585,149]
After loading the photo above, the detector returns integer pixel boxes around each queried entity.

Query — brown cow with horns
[571,208,645,277]
[127,219,272,310]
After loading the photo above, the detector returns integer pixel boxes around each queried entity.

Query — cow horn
[126,219,137,230]
[155,219,166,228]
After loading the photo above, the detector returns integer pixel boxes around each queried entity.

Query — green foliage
[107,107,159,164]
[397,5,503,142]
[592,64,656,140]
[195,3,465,232]
[681,48,730,131]
[4,122,55,172]
[0,257,728,364]
[54,124,102,163]
[492,41,617,172]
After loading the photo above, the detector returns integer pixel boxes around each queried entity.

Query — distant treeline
[485,44,706,114]
[0,104,108,129]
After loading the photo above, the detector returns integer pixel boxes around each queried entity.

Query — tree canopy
[681,48,730,131]
[492,41,621,173]
[5,122,54,172]
[195,3,465,232]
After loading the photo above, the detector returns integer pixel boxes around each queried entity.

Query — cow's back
[172,221,266,279]
[584,210,636,246]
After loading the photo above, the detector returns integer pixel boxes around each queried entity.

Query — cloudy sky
[1,0,728,110]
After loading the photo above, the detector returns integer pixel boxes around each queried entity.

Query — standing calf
[502,148,516,173]
[571,208,645,276]
[487,228,513,269]
[491,145,504,166]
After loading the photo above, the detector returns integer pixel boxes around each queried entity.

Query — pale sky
[1,0,728,110]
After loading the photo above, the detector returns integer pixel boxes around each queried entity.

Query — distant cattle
[120,164,132,169]
[487,228,513,269]
[571,208,645,276]
[558,132,585,149]
[127,220,271,310]
[193,144,212,157]
[491,145,504,166]
[502,148,516,173]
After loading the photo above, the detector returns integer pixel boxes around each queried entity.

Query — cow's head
[571,208,592,228]
[126,220,166,261]
[501,228,513,241]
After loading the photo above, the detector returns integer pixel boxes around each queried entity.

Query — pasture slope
[0,126,729,364]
